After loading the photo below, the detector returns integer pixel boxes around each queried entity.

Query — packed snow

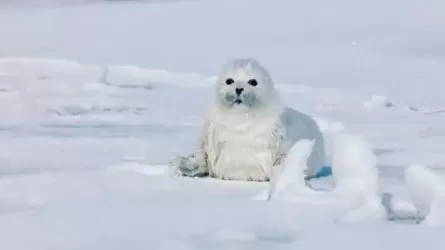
[1,0,445,249]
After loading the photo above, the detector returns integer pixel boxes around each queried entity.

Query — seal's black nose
[235,88,244,95]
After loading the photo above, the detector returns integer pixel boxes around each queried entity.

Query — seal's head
[215,58,280,113]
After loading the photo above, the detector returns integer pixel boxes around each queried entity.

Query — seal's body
[169,58,325,181]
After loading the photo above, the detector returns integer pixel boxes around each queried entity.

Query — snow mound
[381,193,418,221]
[332,134,379,196]
[331,134,385,223]
[405,164,440,216]
[425,191,445,226]
[405,164,445,226]
[261,134,385,224]
[267,139,316,201]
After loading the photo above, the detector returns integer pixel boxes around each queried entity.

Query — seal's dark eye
[225,78,234,85]
[248,79,258,86]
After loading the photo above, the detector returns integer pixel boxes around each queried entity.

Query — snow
[405,164,441,217]
[1,0,445,249]
[331,134,379,196]
[331,134,385,223]
[405,164,445,225]
[426,191,445,227]
[267,139,315,201]
[264,134,385,224]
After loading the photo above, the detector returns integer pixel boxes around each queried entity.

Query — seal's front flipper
[168,155,209,178]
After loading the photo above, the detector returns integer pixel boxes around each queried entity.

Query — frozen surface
[1,0,445,249]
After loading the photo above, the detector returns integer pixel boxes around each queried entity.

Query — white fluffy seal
[169,58,325,181]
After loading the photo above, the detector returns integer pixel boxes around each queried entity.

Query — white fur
[169,58,325,181]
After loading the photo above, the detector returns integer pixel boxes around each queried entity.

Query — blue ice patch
[305,165,332,180]
[315,165,333,178]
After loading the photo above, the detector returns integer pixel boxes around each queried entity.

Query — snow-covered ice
[1,0,445,249]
